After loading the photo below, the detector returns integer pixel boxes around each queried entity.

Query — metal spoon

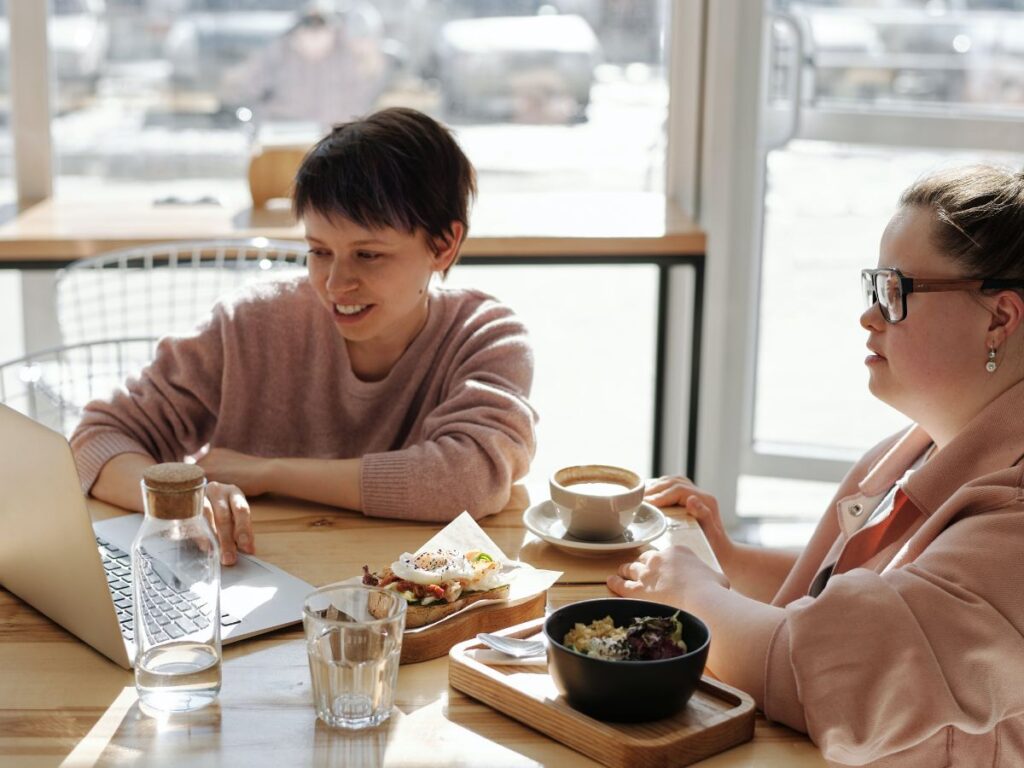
[475,633,546,658]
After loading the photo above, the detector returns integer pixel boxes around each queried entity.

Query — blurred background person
[222,3,389,129]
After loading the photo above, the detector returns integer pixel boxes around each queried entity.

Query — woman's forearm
[686,581,785,709]
[684,501,800,603]
[91,452,157,513]
[719,542,800,603]
[265,457,363,511]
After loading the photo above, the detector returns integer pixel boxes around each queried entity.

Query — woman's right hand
[644,475,734,563]
[91,454,254,567]
[202,481,255,567]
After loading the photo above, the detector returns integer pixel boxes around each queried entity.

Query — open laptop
[0,404,314,669]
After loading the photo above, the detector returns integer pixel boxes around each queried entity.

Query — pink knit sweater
[70,277,537,521]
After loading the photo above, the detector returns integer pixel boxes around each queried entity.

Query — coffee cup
[549,465,644,541]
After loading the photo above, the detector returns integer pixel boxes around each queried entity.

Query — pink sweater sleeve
[70,312,226,492]
[360,310,536,522]
[764,494,1024,765]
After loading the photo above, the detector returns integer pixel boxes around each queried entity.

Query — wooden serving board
[400,592,546,664]
[448,618,756,767]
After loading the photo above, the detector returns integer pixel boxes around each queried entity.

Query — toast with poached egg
[362,548,509,628]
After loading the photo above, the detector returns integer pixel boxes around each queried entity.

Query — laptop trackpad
[222,554,271,588]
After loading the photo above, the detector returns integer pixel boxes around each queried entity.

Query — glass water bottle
[132,462,222,712]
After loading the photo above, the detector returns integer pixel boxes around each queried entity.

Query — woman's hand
[644,475,735,566]
[607,545,729,608]
[195,448,267,566]
[197,447,273,497]
[202,480,255,567]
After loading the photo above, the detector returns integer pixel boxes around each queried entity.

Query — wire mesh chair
[56,239,308,345]
[0,338,159,438]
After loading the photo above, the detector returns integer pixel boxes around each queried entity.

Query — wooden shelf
[0,192,705,265]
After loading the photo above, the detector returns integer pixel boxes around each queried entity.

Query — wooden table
[0,488,824,767]
[0,193,705,265]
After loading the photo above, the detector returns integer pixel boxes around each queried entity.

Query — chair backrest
[0,338,159,438]
[56,239,308,345]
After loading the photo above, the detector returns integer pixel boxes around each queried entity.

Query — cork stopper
[142,463,206,520]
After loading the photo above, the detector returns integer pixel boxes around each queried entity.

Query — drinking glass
[303,584,406,729]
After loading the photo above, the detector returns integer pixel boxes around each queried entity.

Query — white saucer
[522,500,668,555]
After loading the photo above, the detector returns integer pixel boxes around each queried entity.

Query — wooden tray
[448,618,755,767]
[400,592,546,664]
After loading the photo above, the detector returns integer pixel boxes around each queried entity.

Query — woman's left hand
[607,545,730,608]
[197,447,273,497]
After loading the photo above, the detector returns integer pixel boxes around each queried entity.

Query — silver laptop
[0,404,314,669]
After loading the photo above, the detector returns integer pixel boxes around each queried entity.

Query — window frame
[699,1,1024,535]
[9,0,53,205]
[13,2,705,214]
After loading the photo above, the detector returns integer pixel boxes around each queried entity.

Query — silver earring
[986,347,998,373]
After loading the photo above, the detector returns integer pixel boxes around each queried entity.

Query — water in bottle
[132,462,222,712]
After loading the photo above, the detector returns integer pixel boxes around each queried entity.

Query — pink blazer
[763,378,1024,767]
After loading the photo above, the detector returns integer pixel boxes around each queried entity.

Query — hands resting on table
[95,445,366,567]
[93,448,265,567]
[198,465,740,582]
[195,447,265,566]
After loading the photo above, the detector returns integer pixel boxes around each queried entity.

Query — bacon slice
[361,565,379,586]
[361,565,473,604]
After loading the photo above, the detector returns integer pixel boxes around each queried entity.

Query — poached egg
[390,548,504,591]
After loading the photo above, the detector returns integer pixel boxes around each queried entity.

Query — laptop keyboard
[96,537,241,643]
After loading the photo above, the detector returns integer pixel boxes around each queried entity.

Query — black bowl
[544,598,710,722]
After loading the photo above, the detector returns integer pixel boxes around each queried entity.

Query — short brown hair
[293,108,477,272]
[900,165,1024,280]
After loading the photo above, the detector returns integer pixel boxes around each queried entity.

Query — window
[446,264,659,483]
[0,2,14,209]
[775,0,1024,116]
[713,1,1024,533]
[52,1,670,204]
[0,3,17,363]
[0,1,689,481]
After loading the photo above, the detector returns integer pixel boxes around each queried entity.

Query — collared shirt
[808,446,931,597]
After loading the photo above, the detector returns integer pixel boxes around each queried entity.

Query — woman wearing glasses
[611,165,1024,766]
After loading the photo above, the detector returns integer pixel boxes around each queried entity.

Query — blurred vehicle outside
[43,0,668,204]
[775,0,1024,111]
[435,12,602,123]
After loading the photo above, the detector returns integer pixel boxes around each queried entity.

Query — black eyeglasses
[861,267,1024,324]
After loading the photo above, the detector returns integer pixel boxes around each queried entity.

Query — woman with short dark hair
[72,108,537,565]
